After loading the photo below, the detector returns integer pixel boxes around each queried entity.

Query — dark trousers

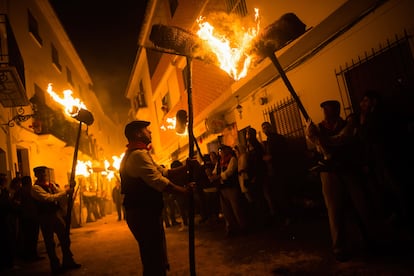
[39,213,73,270]
[126,208,168,276]
[20,217,40,259]
[115,202,125,220]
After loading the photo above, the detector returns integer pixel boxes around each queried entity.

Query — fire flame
[196,8,260,81]
[160,117,176,131]
[160,116,188,135]
[112,154,124,171]
[47,83,87,117]
[76,160,92,177]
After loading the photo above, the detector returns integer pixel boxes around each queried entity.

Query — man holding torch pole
[119,120,194,276]
[31,166,81,274]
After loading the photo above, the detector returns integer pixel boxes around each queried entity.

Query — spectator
[210,145,247,236]
[171,160,189,231]
[261,121,291,225]
[306,100,377,262]
[0,173,15,271]
[202,153,221,224]
[112,180,125,221]
[19,176,43,262]
[234,145,252,203]
[246,127,270,226]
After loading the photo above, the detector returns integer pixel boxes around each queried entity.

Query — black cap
[124,120,150,140]
[219,145,233,152]
[33,166,48,176]
[320,100,340,109]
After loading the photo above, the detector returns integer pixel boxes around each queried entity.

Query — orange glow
[160,117,176,131]
[196,8,260,81]
[47,83,87,117]
[160,116,188,136]
[76,160,92,177]
[112,153,124,171]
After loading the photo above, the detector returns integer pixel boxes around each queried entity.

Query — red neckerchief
[127,141,149,151]
[220,153,232,169]
[35,180,55,193]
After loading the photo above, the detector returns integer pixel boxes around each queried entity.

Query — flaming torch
[46,84,94,237]
[254,13,309,120]
[196,11,309,120]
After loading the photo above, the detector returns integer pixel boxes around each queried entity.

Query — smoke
[91,66,130,124]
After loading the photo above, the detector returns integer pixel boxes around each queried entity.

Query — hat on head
[320,100,340,109]
[124,120,150,140]
[219,145,233,152]
[33,166,48,176]
[247,127,257,136]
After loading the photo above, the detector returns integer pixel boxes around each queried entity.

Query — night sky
[50,0,148,123]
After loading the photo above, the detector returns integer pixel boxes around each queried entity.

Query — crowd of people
[1,90,413,275]
[157,122,295,239]
[306,91,413,261]
[137,89,413,271]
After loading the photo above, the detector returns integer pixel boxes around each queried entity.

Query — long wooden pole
[267,51,310,121]
[65,121,82,240]
[186,56,196,276]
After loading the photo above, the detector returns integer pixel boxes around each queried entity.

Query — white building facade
[126,0,413,165]
[0,0,125,186]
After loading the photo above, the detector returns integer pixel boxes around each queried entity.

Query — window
[66,66,73,85]
[138,80,147,107]
[225,0,247,17]
[169,0,178,18]
[161,91,171,115]
[336,32,414,117]
[51,43,61,71]
[133,81,147,111]
[28,10,42,45]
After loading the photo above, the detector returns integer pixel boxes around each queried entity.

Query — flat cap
[124,120,150,140]
[320,100,340,109]
[33,166,48,175]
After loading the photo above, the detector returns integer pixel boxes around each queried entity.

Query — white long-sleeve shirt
[122,149,172,192]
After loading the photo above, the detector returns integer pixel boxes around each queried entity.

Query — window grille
[225,0,247,17]
[335,30,414,117]
[263,96,306,150]
[263,97,304,137]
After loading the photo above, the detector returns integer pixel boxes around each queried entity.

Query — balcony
[31,102,94,158]
[0,15,28,108]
